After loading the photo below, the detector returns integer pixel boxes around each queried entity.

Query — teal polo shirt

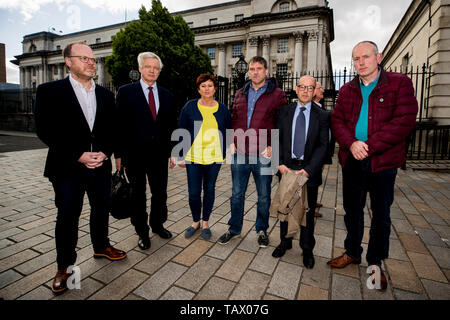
[355,71,380,142]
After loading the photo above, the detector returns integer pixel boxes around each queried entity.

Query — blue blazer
[178,99,232,160]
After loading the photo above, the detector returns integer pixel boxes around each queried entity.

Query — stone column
[20,67,25,88]
[307,30,318,74]
[58,63,64,80]
[293,31,304,77]
[217,43,226,77]
[25,67,31,88]
[247,36,259,62]
[97,57,105,85]
[262,35,270,70]
[317,27,323,73]
[322,32,328,88]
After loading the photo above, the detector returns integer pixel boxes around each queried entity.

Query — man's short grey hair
[353,41,379,55]
[137,52,164,70]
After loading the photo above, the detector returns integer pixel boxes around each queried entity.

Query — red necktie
[148,86,157,121]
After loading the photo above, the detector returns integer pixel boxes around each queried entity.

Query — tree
[105,0,213,108]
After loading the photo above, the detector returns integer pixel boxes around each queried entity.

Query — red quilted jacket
[331,69,418,172]
[232,78,287,156]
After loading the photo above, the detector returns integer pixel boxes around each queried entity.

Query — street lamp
[233,55,248,90]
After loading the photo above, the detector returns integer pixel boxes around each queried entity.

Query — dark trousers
[279,184,318,253]
[126,155,168,237]
[52,168,111,270]
[186,163,222,222]
[342,155,397,265]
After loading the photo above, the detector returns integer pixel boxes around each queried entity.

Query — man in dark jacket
[327,41,418,290]
[34,41,126,294]
[272,75,330,269]
[218,56,287,247]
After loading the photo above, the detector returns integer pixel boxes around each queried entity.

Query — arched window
[279,2,290,13]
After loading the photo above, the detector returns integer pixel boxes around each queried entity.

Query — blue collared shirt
[291,101,312,159]
[247,82,268,128]
[140,79,160,114]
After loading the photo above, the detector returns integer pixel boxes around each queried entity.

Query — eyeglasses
[297,85,315,92]
[70,56,97,64]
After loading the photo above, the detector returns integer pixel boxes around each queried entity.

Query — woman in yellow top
[178,74,231,239]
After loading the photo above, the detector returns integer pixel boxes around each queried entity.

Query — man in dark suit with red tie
[115,52,177,250]
[34,41,127,294]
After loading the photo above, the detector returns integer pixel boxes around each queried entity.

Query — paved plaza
[0,138,449,300]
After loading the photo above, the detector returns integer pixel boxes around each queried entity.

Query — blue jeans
[228,153,273,234]
[186,163,222,222]
[342,156,397,265]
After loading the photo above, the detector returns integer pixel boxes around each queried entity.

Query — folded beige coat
[270,171,309,238]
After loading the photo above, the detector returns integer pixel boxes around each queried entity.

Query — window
[277,37,289,53]
[276,64,288,76]
[54,65,58,75]
[402,53,410,71]
[209,18,217,25]
[32,68,36,76]
[96,38,101,44]
[207,47,215,60]
[279,2,290,13]
[235,14,244,22]
[187,22,193,28]
[232,44,242,58]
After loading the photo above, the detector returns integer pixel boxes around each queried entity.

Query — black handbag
[110,169,133,219]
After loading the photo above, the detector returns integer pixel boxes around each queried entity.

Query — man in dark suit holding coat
[115,52,177,250]
[272,75,330,269]
[34,41,127,294]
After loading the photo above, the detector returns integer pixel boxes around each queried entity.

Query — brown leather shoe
[314,212,323,217]
[51,269,69,294]
[369,266,388,291]
[316,202,323,208]
[94,246,127,261]
[327,253,361,268]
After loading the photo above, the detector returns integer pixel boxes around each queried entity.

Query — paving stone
[388,239,409,261]
[392,218,416,235]
[263,293,285,300]
[314,234,333,259]
[91,250,147,284]
[331,273,362,300]
[194,276,236,300]
[421,279,450,300]
[229,270,271,300]
[237,229,261,253]
[422,212,447,226]
[134,262,187,300]
[0,269,22,289]
[385,259,424,294]
[206,222,229,243]
[407,251,448,283]
[17,285,54,300]
[406,214,432,230]
[398,232,429,254]
[416,228,447,248]
[333,229,346,248]
[393,289,427,300]
[267,261,303,300]
[160,286,195,300]
[14,249,56,275]
[249,246,279,275]
[427,245,450,269]
[215,249,255,282]
[297,284,329,300]
[331,247,360,279]
[134,244,182,275]
[432,224,450,241]
[0,234,51,260]
[89,269,149,300]
[175,255,223,292]
[314,219,334,236]
[0,249,40,274]
[172,239,214,267]
[300,256,331,290]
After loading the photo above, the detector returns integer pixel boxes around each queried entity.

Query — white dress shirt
[69,74,97,132]
[140,79,160,114]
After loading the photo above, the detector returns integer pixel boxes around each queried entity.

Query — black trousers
[342,155,397,265]
[52,167,111,270]
[126,155,169,237]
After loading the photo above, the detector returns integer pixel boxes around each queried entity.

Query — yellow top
[185,102,224,164]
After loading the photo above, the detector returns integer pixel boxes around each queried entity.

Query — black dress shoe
[154,228,172,239]
[303,251,315,269]
[272,242,292,258]
[138,236,151,250]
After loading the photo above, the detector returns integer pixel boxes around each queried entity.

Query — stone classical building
[381,0,450,125]
[13,0,334,89]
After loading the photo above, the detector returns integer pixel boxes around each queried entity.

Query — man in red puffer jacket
[327,41,418,291]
